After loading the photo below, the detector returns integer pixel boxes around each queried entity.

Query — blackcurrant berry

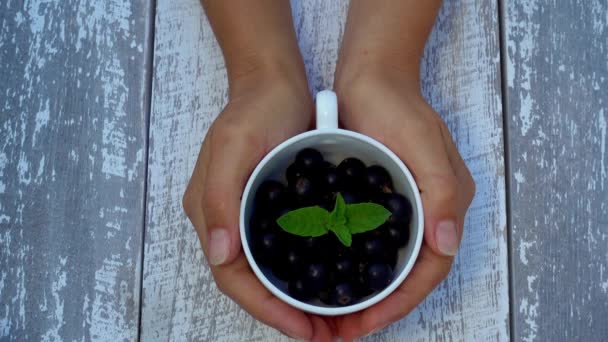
[289,278,313,301]
[337,158,366,185]
[300,235,331,261]
[272,245,305,280]
[332,283,356,306]
[361,237,385,261]
[286,248,303,268]
[290,176,316,203]
[304,263,328,293]
[334,256,355,280]
[340,190,363,204]
[366,263,393,291]
[286,163,308,185]
[383,248,399,270]
[382,193,413,224]
[255,180,286,211]
[385,223,409,248]
[249,214,278,233]
[365,165,393,193]
[296,148,324,170]
[355,261,374,297]
[317,166,342,192]
[318,286,333,305]
[254,231,283,264]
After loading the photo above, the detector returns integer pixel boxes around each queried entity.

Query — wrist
[227,58,313,121]
[334,61,422,100]
[336,42,422,83]
[335,0,441,95]
[334,63,429,125]
[228,54,310,101]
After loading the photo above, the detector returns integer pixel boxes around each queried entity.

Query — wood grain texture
[142,0,509,341]
[504,1,608,341]
[0,0,153,340]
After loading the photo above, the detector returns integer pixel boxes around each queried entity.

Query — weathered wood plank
[0,0,153,340]
[142,0,509,340]
[504,1,608,341]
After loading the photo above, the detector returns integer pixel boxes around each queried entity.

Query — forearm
[202,0,308,95]
[336,0,441,88]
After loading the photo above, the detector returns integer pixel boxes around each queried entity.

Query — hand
[182,70,335,341]
[333,67,476,341]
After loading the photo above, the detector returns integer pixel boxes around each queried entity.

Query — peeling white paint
[17,155,30,186]
[33,99,50,146]
[599,108,606,188]
[41,257,68,342]
[527,275,537,292]
[519,268,540,342]
[519,92,535,136]
[514,170,525,192]
[0,152,7,194]
[514,171,524,183]
[519,297,538,342]
[519,239,535,265]
[1,0,147,340]
[0,271,5,300]
[506,0,608,339]
[507,2,540,137]
[89,256,133,341]
[36,156,45,179]
[127,148,143,182]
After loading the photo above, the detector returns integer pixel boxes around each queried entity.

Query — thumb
[418,170,463,257]
[201,124,264,266]
[382,117,464,257]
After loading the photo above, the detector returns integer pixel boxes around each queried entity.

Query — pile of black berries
[250,148,412,306]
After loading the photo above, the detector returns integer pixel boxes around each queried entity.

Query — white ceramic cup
[240,90,424,316]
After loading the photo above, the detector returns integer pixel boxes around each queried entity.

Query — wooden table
[1,1,606,341]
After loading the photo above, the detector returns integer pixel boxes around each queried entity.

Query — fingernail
[208,229,230,265]
[436,220,459,256]
[281,328,308,341]
[362,322,389,338]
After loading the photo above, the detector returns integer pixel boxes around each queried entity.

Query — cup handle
[316,90,338,130]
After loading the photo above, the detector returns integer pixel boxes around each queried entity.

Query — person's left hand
[332,66,476,341]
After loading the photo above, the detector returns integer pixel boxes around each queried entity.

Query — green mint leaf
[329,193,347,226]
[345,203,392,234]
[329,224,352,247]
[277,206,330,237]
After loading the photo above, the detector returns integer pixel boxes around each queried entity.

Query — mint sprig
[344,203,392,234]
[329,192,347,227]
[276,193,392,247]
[276,206,329,237]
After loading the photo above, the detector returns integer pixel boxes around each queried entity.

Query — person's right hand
[182,69,335,341]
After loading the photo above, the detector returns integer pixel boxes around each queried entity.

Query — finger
[183,139,212,249]
[343,101,463,257]
[214,257,315,340]
[309,315,336,342]
[185,195,315,340]
[336,246,453,340]
[401,118,463,257]
[436,118,476,209]
[200,122,265,266]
